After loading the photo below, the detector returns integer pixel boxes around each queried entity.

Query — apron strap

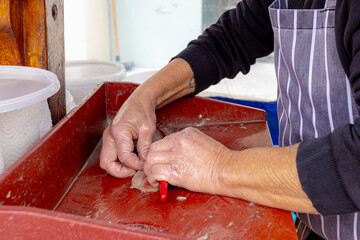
[324,0,336,9]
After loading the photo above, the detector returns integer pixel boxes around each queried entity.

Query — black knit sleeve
[174,0,274,94]
[296,0,360,215]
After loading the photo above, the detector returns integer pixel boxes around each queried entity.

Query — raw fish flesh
[130,170,158,192]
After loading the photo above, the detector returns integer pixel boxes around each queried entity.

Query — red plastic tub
[0,82,297,239]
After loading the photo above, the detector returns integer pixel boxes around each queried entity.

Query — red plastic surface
[0,85,106,210]
[0,82,297,239]
[0,206,181,240]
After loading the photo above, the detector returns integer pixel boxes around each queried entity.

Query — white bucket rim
[65,60,126,87]
[0,66,60,113]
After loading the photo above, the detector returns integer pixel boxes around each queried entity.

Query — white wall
[64,0,111,61]
[64,0,202,68]
[110,0,202,69]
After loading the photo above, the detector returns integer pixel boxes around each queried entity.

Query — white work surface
[124,59,278,102]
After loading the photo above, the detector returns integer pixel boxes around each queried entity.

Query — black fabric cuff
[331,121,360,210]
[297,135,358,215]
[173,44,219,95]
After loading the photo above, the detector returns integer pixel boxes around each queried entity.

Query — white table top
[124,59,277,102]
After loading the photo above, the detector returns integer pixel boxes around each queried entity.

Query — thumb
[137,125,156,161]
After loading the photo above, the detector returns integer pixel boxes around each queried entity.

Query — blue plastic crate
[208,97,279,145]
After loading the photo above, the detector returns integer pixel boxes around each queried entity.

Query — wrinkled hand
[144,127,232,194]
[100,96,156,178]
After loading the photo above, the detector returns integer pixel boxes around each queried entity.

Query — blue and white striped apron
[269,0,359,239]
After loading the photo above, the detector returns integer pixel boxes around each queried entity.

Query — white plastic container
[0,66,60,173]
[65,60,126,104]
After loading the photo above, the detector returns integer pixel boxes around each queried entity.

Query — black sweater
[175,0,360,215]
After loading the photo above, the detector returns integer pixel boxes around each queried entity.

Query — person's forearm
[217,143,319,214]
[131,58,195,109]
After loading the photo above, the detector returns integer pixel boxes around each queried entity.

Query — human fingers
[149,135,179,152]
[146,163,172,186]
[148,127,230,194]
[107,161,136,178]
[109,124,144,170]
[100,127,136,178]
[99,127,117,172]
[136,124,156,161]
[143,151,171,176]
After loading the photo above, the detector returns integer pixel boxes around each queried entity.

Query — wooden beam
[0,0,22,65]
[10,0,25,65]
[45,0,66,125]
[22,0,48,69]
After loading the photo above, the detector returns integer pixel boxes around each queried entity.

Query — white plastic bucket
[65,60,126,104]
[0,66,60,173]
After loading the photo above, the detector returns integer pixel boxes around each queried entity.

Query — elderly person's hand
[100,94,157,178]
[144,127,318,214]
[99,58,195,178]
[144,127,232,194]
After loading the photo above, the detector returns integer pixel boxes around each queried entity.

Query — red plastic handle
[160,181,168,202]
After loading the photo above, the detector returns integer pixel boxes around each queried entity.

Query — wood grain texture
[22,0,47,68]
[45,0,66,125]
[10,0,24,64]
[0,0,22,65]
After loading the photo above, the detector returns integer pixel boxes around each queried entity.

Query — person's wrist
[211,148,235,195]
[128,86,157,111]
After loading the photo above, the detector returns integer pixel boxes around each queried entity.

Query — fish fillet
[130,170,158,192]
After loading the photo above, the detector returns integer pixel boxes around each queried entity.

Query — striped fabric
[268,0,360,239]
